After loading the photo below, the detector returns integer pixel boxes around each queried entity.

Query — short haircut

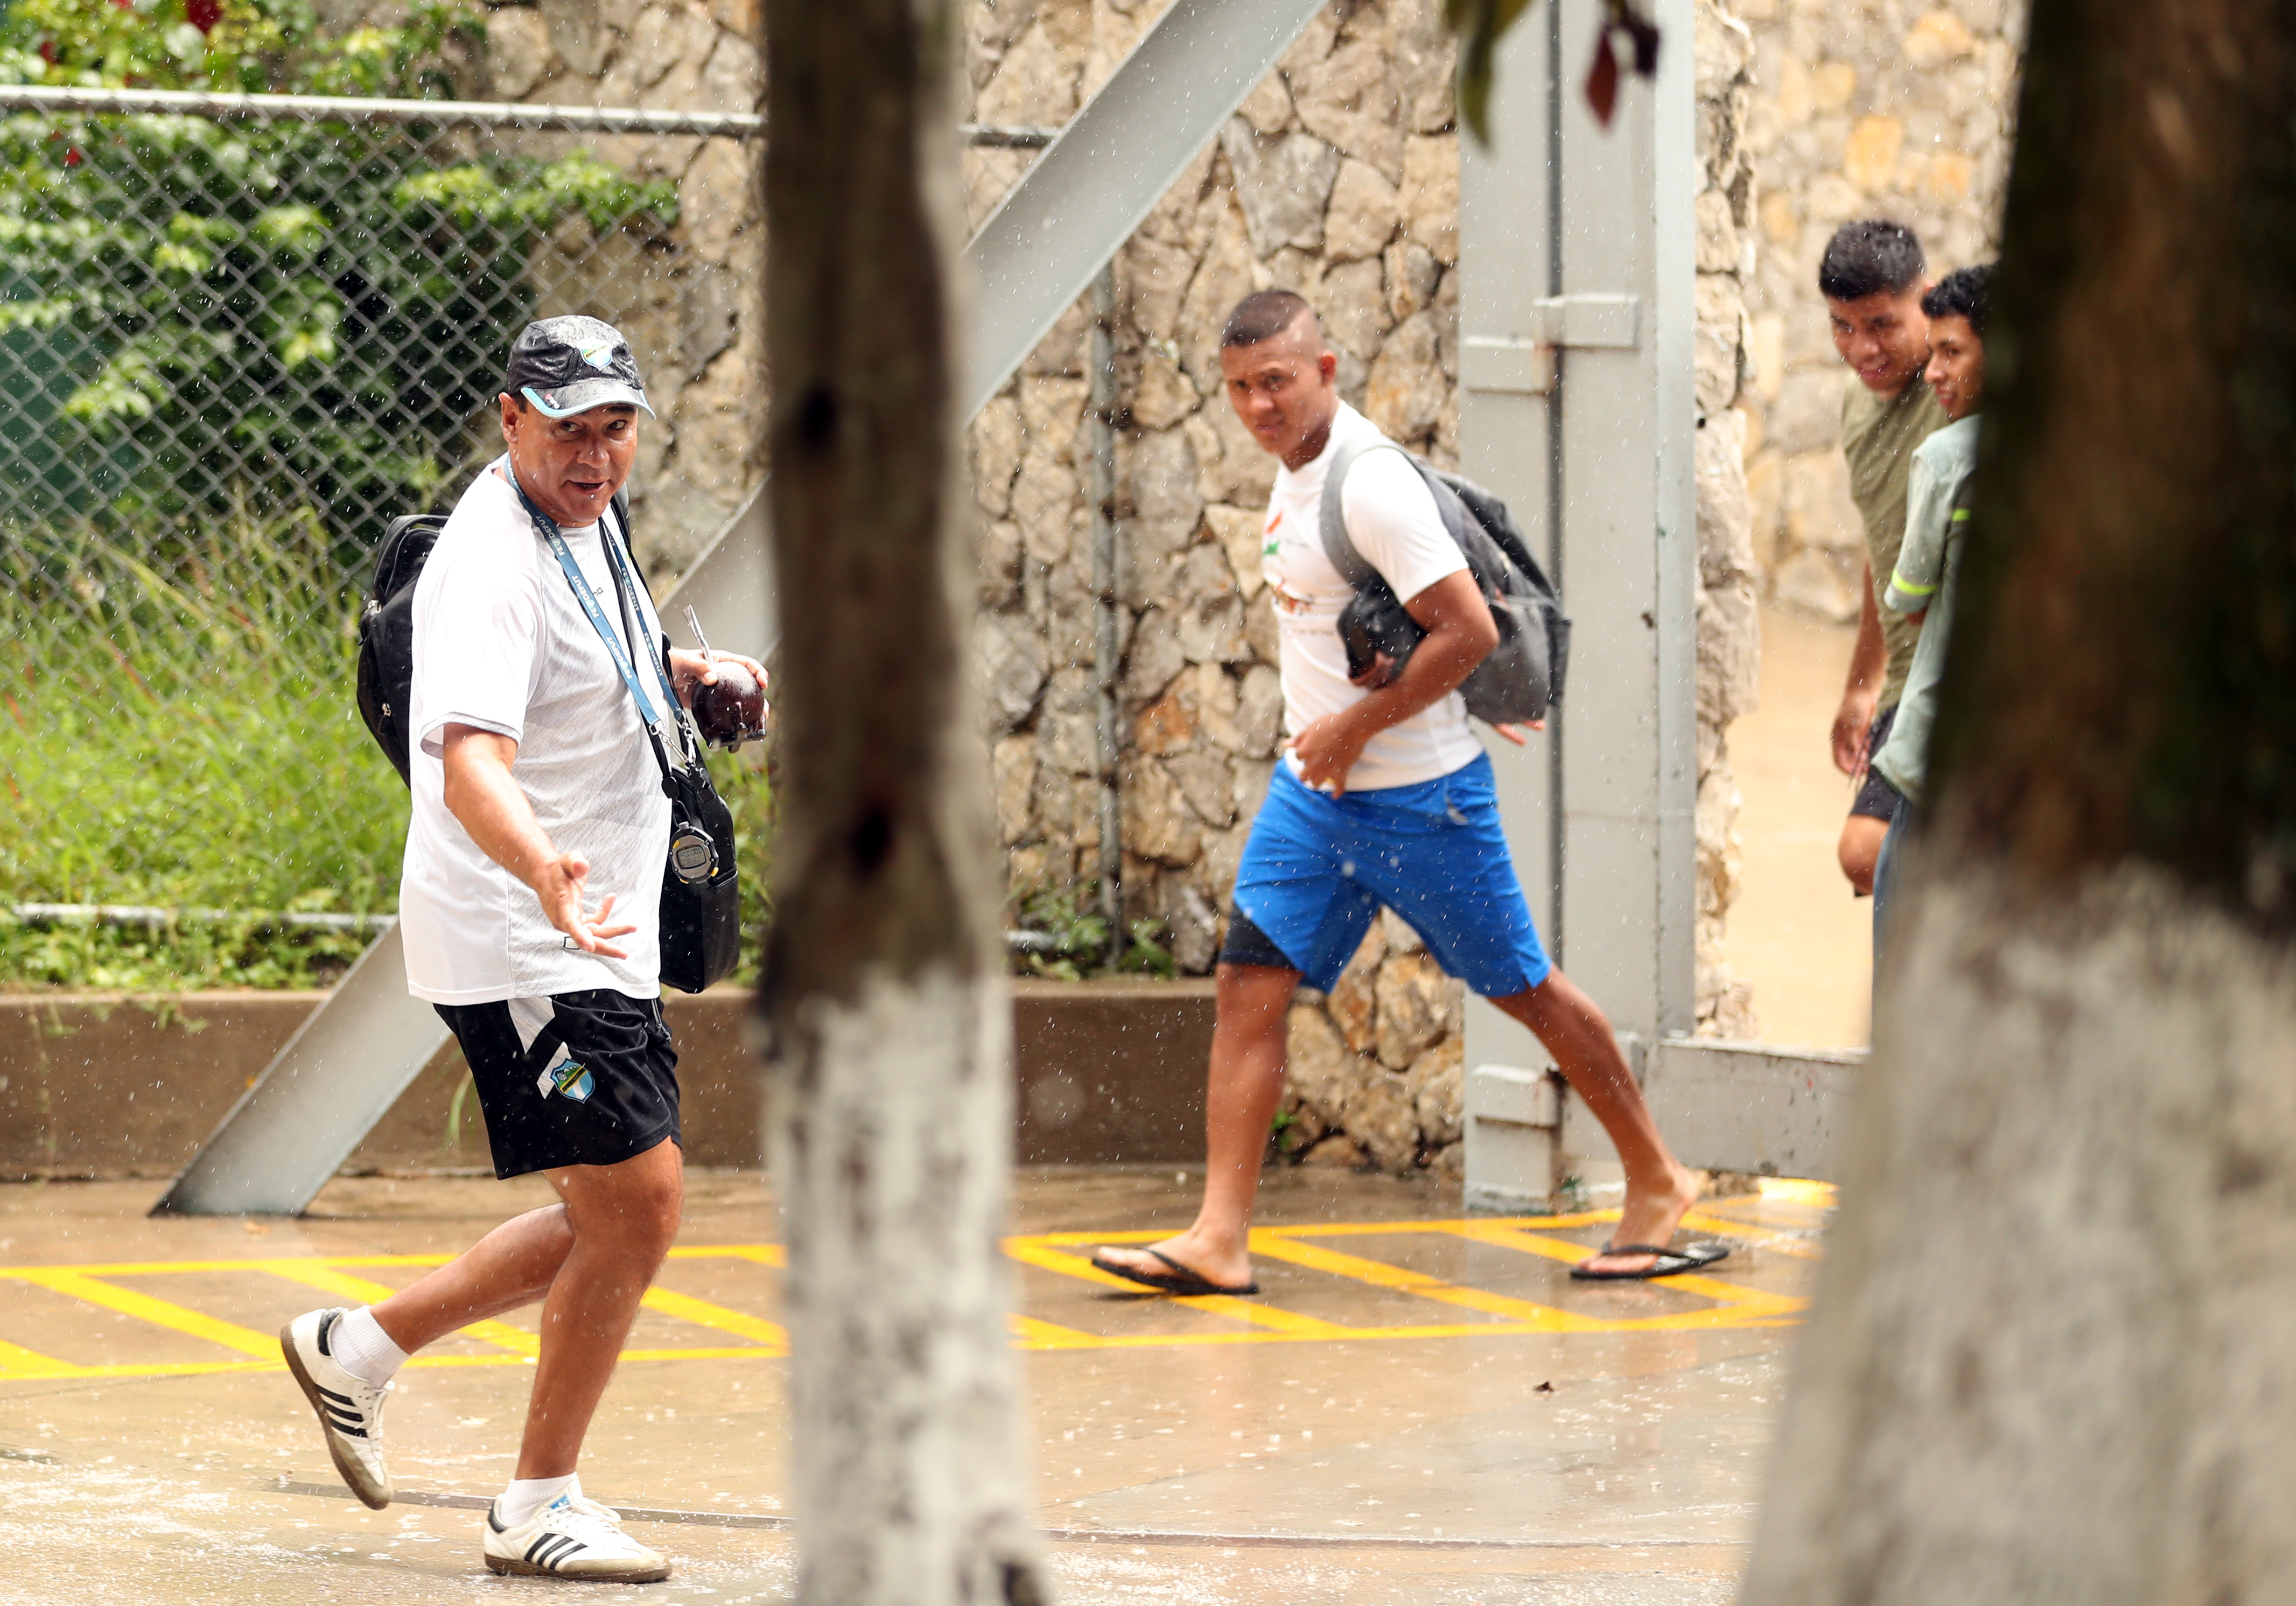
[1221,289,1316,348]
[1921,264,1993,340]
[1817,219,1927,302]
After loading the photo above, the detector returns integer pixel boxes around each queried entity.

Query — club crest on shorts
[536,1057,595,1103]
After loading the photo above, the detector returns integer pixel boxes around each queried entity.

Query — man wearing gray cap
[277,316,764,1583]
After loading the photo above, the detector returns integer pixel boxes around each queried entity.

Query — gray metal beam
[157,0,1332,1216]
[151,927,452,1215]
[960,0,1332,420]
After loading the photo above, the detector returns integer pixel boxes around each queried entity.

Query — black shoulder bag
[516,478,741,994]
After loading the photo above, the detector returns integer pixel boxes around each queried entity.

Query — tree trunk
[757,5,1047,1604]
[1741,1,2296,1600]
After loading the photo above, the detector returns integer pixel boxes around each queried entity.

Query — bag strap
[507,464,695,785]
[1317,435,1459,588]
[1315,432,1383,588]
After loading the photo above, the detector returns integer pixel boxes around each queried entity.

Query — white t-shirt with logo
[1260,403,1481,791]
[398,464,673,1005]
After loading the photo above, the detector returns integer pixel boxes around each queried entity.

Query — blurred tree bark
[757,3,1046,1604]
[1741,0,2296,1600]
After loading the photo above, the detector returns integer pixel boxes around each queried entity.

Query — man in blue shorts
[1094,291,1718,1291]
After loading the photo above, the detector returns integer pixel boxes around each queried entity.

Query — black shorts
[1851,704,1905,821]
[1218,908,1296,972]
[434,989,681,1179]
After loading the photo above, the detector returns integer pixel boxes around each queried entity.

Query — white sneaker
[278,1308,394,1510]
[484,1491,671,1583]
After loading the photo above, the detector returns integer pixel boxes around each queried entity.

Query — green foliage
[1443,0,1662,144]
[712,738,775,990]
[1007,883,1174,981]
[0,507,780,991]
[0,0,676,560]
[0,509,408,989]
[1,110,678,558]
[0,0,479,97]
[1443,0,1538,145]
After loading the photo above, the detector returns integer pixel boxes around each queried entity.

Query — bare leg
[1839,814,1888,897]
[1094,962,1297,1291]
[516,1138,684,1479]
[1490,971,1700,1274]
[367,1205,577,1354]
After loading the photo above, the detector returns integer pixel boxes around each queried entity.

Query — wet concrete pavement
[0,1165,1827,1603]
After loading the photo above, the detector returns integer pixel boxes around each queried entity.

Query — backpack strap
[1318,435,1450,588]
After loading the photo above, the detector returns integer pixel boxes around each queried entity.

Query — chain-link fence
[0,88,1117,989]
[0,88,769,987]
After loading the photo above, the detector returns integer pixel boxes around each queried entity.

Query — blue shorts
[1226,752,1552,997]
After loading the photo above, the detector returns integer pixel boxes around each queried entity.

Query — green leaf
[1445,0,1539,146]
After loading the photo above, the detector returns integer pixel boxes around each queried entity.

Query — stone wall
[1693,0,1761,1041]
[1736,0,2024,619]
[970,0,1761,1176]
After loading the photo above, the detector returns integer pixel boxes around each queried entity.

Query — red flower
[64,148,82,166]
[186,0,220,33]
[37,39,55,62]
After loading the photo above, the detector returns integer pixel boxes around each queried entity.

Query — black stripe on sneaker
[543,1539,586,1570]
[526,1535,553,1564]
[317,1385,356,1406]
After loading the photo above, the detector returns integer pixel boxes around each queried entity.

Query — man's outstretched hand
[534,850,636,960]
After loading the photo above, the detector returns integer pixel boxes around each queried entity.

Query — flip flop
[1089,1248,1259,1297]
[1569,1241,1731,1281]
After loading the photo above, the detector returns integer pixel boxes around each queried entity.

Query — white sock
[498,1474,581,1527]
[330,1307,408,1387]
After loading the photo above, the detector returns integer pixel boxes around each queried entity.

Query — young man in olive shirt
[1819,220,1950,896]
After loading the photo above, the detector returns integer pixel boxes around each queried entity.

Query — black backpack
[355,511,450,786]
[1318,439,1573,727]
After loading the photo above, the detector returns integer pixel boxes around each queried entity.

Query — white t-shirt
[1261,403,1482,790]
[398,464,673,1005]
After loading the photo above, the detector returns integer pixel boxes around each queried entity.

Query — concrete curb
[0,980,1214,1180]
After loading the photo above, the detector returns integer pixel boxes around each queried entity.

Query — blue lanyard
[508,464,677,740]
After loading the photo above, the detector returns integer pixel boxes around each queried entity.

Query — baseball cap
[504,315,655,418]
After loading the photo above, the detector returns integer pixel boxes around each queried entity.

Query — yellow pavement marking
[1009,1313,1106,1350]
[0,1336,80,1381]
[1436,1223,1808,1328]
[250,1260,541,1356]
[1003,1236,1362,1338]
[1242,1231,1610,1333]
[1757,1178,1837,1209]
[0,1217,1818,1382]
[1678,1209,1825,1261]
[638,1288,786,1352]
[9,1269,278,1358]
[678,1244,785,1267]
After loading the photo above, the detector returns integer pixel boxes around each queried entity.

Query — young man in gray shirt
[1820,220,1951,897]
[1871,266,1991,954]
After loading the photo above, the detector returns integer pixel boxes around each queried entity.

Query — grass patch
[0,510,775,991]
